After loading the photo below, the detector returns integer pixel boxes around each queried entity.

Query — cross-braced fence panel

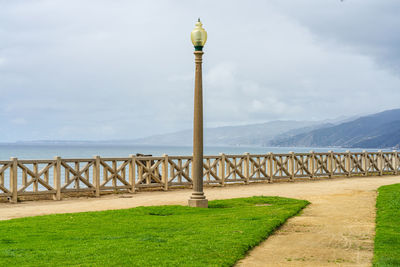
[248,154,269,181]
[0,161,11,197]
[331,153,348,176]
[271,154,291,179]
[349,153,365,174]
[135,156,164,188]
[366,153,380,174]
[293,153,313,178]
[61,159,95,193]
[381,152,396,173]
[168,156,192,186]
[224,155,247,183]
[17,160,56,196]
[314,153,330,177]
[203,156,222,185]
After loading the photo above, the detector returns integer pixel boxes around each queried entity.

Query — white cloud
[0,0,399,141]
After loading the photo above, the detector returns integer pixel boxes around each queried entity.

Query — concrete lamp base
[188,198,208,208]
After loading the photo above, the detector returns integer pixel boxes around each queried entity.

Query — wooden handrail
[0,151,398,202]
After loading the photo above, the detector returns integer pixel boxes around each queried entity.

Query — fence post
[346,151,351,177]
[393,150,398,175]
[53,156,61,200]
[267,152,273,182]
[10,157,18,203]
[244,152,250,184]
[289,151,295,181]
[93,156,101,197]
[363,150,369,176]
[162,154,169,191]
[328,151,333,178]
[378,150,383,176]
[309,151,315,179]
[219,153,225,186]
[129,154,136,193]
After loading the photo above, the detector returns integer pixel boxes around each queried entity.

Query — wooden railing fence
[0,150,399,202]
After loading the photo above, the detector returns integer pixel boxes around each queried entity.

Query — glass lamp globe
[191,18,207,51]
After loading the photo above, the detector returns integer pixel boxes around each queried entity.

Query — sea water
[0,143,385,160]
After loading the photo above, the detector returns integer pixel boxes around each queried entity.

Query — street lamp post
[188,19,208,208]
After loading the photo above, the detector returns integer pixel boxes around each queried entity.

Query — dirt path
[1,176,399,266]
[236,185,380,266]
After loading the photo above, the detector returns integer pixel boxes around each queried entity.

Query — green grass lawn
[0,196,308,267]
[374,183,400,266]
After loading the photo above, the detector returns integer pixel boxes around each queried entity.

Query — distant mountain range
[130,120,333,147]
[133,109,400,149]
[270,109,400,149]
[11,109,400,149]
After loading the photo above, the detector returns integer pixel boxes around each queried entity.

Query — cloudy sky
[0,0,399,142]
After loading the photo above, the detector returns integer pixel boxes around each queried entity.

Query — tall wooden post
[309,150,315,179]
[189,50,208,208]
[94,156,101,197]
[378,150,383,176]
[393,150,398,175]
[54,156,61,200]
[219,153,226,186]
[289,151,295,181]
[267,152,274,182]
[346,151,351,177]
[328,151,333,178]
[244,152,250,184]
[162,154,169,191]
[363,150,369,176]
[10,157,18,203]
[129,154,136,193]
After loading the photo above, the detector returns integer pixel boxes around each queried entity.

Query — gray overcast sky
[1,0,399,142]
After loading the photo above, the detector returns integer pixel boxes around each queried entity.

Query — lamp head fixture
[191,18,207,51]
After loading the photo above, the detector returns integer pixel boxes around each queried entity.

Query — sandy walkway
[1,176,399,266]
[236,182,384,266]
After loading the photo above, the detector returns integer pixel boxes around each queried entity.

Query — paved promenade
[1,176,399,266]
